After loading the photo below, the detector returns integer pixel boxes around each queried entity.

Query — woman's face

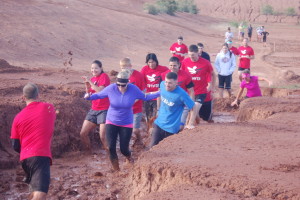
[222,46,229,54]
[242,74,250,82]
[147,59,157,69]
[116,82,128,93]
[91,63,102,76]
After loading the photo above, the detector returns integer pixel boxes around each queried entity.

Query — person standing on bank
[237,38,255,81]
[215,43,236,98]
[80,60,110,151]
[11,83,56,200]
[85,70,160,171]
[150,72,198,147]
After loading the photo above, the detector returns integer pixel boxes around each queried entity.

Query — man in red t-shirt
[161,56,195,130]
[181,44,214,126]
[237,38,255,81]
[80,60,110,151]
[169,36,188,63]
[11,83,56,199]
[140,53,168,121]
[120,57,145,146]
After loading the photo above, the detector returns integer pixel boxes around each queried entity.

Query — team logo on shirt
[147,74,157,82]
[222,57,230,63]
[241,50,247,54]
[161,96,174,106]
[175,47,181,51]
[187,66,201,74]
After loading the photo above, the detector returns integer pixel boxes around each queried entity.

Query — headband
[117,78,129,83]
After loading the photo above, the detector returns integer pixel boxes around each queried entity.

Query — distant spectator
[169,36,188,63]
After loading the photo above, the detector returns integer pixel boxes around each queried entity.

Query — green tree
[261,5,274,15]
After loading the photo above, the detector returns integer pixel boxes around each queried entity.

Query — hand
[268,81,273,87]
[231,100,238,107]
[83,93,90,99]
[81,76,89,83]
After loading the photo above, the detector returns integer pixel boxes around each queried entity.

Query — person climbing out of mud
[80,60,110,152]
[161,56,195,131]
[140,53,168,123]
[11,83,56,200]
[84,70,160,171]
[215,43,236,98]
[181,44,214,126]
[150,72,198,147]
[231,69,272,107]
[119,57,146,147]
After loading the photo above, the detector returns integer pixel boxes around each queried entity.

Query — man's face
[242,39,248,46]
[120,63,131,71]
[197,46,204,53]
[188,51,199,62]
[169,61,180,73]
[165,78,177,91]
[147,59,157,69]
[177,39,183,45]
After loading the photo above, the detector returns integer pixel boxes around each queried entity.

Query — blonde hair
[120,57,131,66]
[117,69,130,79]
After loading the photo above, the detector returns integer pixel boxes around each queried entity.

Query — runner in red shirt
[140,53,168,121]
[120,57,145,146]
[181,44,214,126]
[80,60,110,151]
[161,56,195,130]
[11,83,56,199]
[237,38,255,81]
[169,36,188,63]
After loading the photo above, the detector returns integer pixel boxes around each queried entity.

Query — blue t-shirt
[87,83,160,126]
[155,81,195,134]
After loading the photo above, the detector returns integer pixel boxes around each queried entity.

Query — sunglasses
[116,83,127,87]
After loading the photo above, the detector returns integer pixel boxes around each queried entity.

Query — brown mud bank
[127,95,300,200]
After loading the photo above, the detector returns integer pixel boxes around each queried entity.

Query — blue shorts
[85,109,107,125]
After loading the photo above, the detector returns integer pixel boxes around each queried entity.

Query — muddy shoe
[125,156,134,164]
[111,159,120,171]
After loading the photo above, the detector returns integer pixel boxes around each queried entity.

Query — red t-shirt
[181,57,213,95]
[169,43,188,62]
[238,46,254,69]
[129,70,145,114]
[161,69,193,92]
[140,65,168,93]
[230,46,239,55]
[89,73,110,110]
[11,102,56,161]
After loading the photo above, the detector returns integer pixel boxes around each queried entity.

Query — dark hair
[188,44,198,53]
[178,36,183,40]
[169,56,180,64]
[166,72,178,80]
[227,27,231,31]
[145,53,159,65]
[223,43,229,48]
[92,60,102,68]
[197,43,204,48]
[23,83,39,100]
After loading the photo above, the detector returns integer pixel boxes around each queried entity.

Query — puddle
[212,112,236,123]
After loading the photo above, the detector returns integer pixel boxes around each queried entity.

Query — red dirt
[1,0,300,199]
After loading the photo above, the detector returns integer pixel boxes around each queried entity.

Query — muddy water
[212,112,236,123]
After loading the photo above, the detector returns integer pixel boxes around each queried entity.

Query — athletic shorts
[133,112,143,129]
[238,67,250,71]
[195,93,207,104]
[21,156,51,193]
[263,37,267,42]
[85,109,107,124]
[143,100,157,120]
[248,33,252,38]
[218,74,232,89]
[199,101,213,121]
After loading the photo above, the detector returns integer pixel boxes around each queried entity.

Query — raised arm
[258,77,272,86]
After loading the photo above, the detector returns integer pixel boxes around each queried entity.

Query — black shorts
[143,100,157,120]
[195,93,207,104]
[218,74,232,89]
[263,37,267,42]
[21,156,51,193]
[199,101,212,121]
[238,67,250,71]
[85,109,107,124]
[248,33,252,38]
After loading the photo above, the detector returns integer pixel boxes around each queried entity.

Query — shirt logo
[175,47,181,51]
[241,50,247,54]
[161,96,174,106]
[187,66,198,74]
[222,57,230,63]
[147,74,157,82]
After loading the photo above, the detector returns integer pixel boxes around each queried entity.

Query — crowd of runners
[11,23,273,199]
